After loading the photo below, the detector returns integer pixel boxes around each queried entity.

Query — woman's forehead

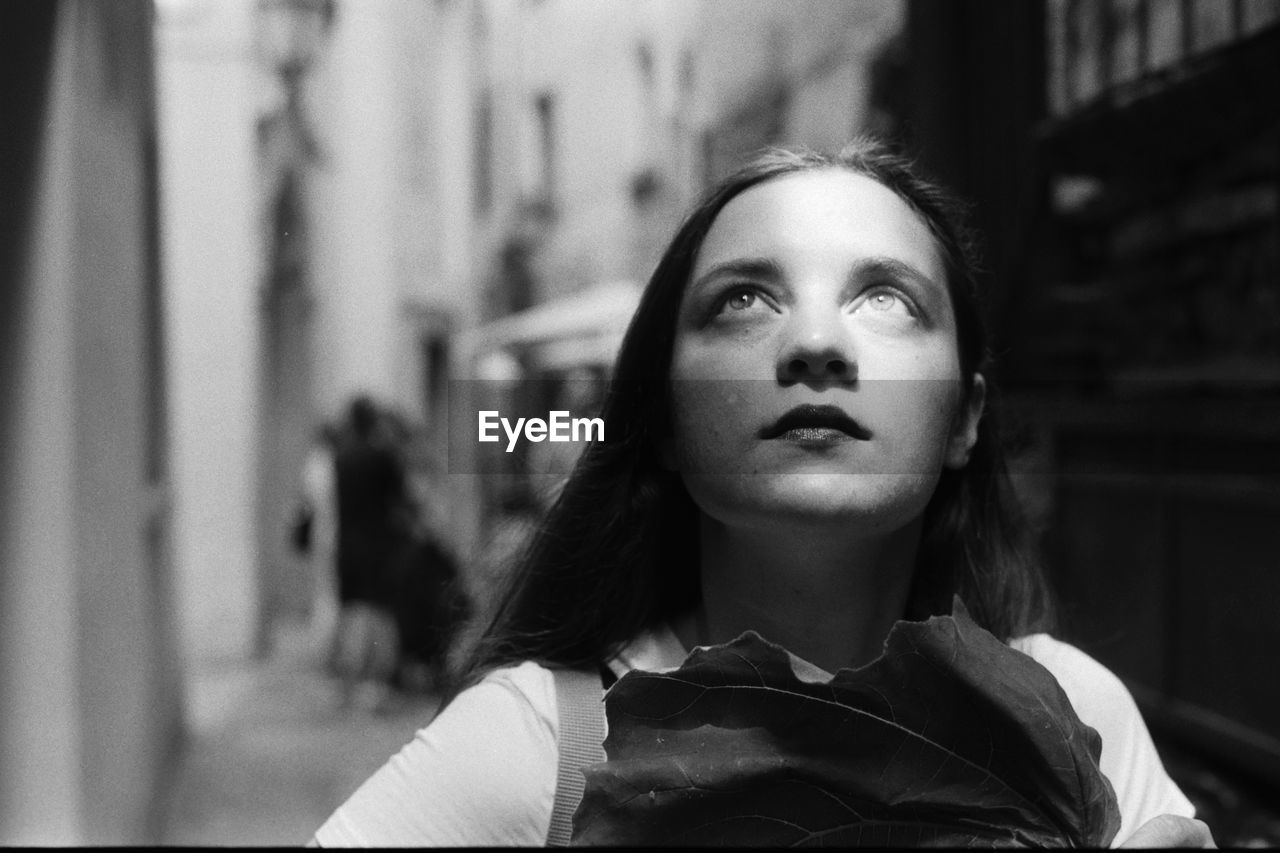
[694,170,946,285]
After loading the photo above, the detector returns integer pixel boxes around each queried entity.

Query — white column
[156,0,263,662]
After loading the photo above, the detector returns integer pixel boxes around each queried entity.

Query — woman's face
[667,169,984,536]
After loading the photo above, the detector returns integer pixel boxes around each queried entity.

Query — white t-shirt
[313,626,1194,847]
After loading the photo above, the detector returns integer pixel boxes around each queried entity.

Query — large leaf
[572,599,1120,847]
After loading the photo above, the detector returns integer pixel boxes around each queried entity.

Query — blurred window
[535,91,556,207]
[422,332,450,439]
[1047,0,1280,115]
[636,40,655,88]
[473,88,493,217]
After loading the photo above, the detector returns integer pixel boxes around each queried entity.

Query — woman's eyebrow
[851,256,941,288]
[689,257,784,292]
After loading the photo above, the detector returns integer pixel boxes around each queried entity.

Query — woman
[311,139,1209,847]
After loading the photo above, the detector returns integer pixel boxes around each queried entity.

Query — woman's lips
[773,426,859,446]
[758,404,873,442]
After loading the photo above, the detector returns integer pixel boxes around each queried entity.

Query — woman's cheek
[669,385,744,475]
[886,384,962,472]
[672,323,776,381]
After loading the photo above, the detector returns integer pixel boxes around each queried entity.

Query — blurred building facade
[157,0,489,658]
[460,0,905,325]
[871,0,1280,826]
[0,2,184,844]
[156,0,265,663]
[693,0,904,182]
[1027,0,1280,801]
[288,0,488,626]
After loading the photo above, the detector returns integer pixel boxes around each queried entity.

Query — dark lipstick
[759,404,872,442]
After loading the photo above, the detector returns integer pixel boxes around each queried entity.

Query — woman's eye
[860,289,912,316]
[711,287,767,318]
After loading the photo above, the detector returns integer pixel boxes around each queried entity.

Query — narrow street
[155,621,440,846]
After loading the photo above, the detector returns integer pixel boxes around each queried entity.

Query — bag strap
[546,666,609,847]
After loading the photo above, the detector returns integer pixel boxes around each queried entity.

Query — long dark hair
[460,137,1054,684]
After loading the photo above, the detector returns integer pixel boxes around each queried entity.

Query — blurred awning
[462,279,642,372]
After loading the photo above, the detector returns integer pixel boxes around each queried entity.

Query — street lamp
[256,0,334,169]
[256,0,334,292]
[257,0,335,84]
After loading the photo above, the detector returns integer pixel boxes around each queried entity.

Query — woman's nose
[776,312,857,383]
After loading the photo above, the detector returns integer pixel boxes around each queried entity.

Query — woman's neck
[674,515,922,674]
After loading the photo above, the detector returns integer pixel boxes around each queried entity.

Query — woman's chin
[684,471,940,533]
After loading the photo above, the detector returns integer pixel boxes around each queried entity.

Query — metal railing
[1048,0,1279,116]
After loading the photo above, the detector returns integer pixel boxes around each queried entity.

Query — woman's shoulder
[1008,633,1196,844]
[1008,633,1133,715]
[473,658,560,714]
[1007,632,1146,774]
[312,660,561,847]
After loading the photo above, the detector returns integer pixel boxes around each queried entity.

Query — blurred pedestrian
[311,140,1209,846]
[330,395,412,713]
[388,528,471,694]
[299,422,341,668]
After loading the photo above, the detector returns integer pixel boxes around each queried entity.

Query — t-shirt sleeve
[311,661,558,847]
[1011,634,1196,847]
